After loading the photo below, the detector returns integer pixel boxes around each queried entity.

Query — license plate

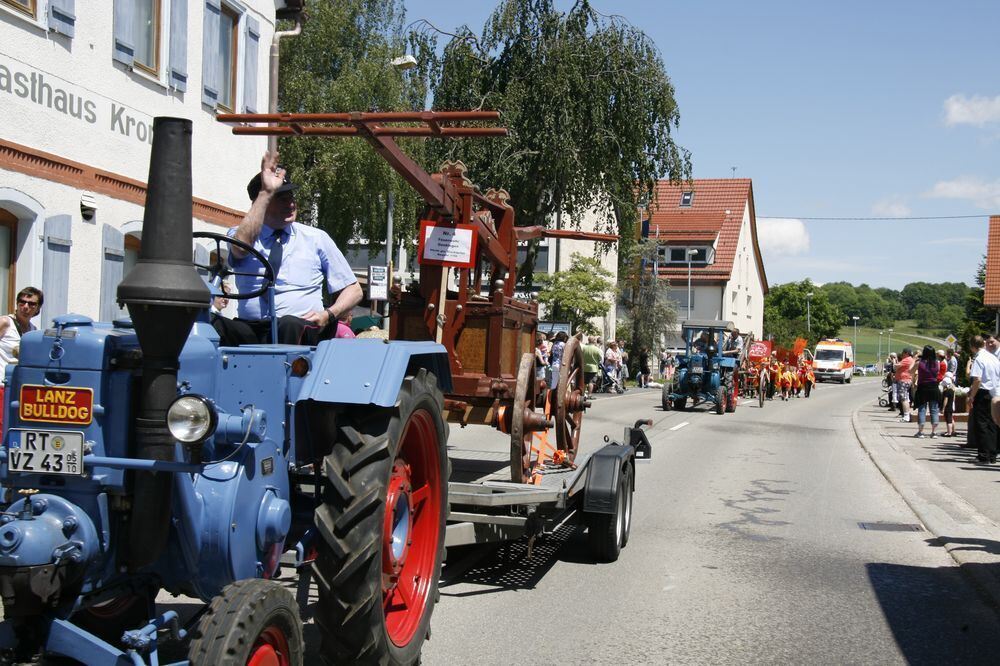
[7,430,84,476]
[691,366,704,374]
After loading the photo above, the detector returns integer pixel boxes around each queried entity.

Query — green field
[834,326,946,367]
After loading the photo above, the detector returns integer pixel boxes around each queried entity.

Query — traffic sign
[945,333,957,347]
[368,265,388,301]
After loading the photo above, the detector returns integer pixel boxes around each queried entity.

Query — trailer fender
[582,444,634,515]
[297,339,452,407]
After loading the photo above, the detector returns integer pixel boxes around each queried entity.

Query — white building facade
[646,178,767,339]
[0,0,275,326]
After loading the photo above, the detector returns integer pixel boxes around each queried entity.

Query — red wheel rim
[383,409,441,647]
[247,625,291,666]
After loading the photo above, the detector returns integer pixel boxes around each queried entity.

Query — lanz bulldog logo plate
[19,385,94,425]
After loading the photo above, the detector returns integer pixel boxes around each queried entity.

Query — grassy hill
[833,325,946,366]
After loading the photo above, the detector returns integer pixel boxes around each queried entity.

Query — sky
[403,0,1000,289]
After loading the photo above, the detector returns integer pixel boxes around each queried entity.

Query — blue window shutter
[100,225,125,322]
[113,0,135,66]
[49,0,75,38]
[41,215,72,329]
[202,0,221,108]
[243,16,260,113]
[169,0,189,91]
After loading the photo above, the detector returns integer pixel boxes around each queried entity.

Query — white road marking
[669,421,690,431]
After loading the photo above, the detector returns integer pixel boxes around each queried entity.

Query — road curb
[851,406,1000,610]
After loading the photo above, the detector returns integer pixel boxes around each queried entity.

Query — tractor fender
[298,339,452,407]
[582,444,635,515]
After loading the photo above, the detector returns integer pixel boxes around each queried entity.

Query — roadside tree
[764,280,841,347]
[619,241,677,373]
[535,253,614,335]
[426,0,691,282]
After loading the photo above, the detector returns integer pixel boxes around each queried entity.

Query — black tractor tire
[715,386,726,414]
[312,369,449,666]
[661,384,671,410]
[673,397,687,411]
[188,579,303,666]
[587,462,633,562]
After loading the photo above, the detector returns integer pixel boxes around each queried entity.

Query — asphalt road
[421,380,1000,665]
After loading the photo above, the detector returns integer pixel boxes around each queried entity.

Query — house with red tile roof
[983,216,1000,325]
[644,178,768,338]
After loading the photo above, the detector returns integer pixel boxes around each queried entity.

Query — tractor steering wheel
[192,232,275,300]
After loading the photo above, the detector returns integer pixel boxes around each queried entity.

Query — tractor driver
[723,327,743,356]
[693,330,711,353]
[222,153,363,346]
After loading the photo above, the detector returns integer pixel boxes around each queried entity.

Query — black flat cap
[247,169,297,201]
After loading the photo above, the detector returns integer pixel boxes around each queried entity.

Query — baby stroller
[596,364,626,394]
[878,375,892,407]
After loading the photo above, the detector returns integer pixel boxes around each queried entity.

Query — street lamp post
[686,248,698,321]
[878,330,884,365]
[852,316,860,366]
[806,291,813,333]
[888,328,893,358]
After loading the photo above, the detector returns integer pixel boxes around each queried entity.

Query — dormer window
[679,191,694,207]
[665,245,713,265]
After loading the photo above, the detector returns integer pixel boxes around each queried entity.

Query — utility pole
[806,291,813,334]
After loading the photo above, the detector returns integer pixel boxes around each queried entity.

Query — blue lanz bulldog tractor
[0,119,451,665]
[662,320,739,415]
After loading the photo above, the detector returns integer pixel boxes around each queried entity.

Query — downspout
[267,16,304,155]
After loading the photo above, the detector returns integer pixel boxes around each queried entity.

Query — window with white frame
[2,0,34,17]
[132,0,161,75]
[669,288,693,309]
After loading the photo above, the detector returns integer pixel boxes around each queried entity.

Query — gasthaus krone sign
[418,221,478,269]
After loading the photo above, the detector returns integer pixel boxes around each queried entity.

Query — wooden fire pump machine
[218,111,617,484]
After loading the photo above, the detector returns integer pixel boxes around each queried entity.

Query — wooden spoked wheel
[510,352,543,483]
[555,336,588,462]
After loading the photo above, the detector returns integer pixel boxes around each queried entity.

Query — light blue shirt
[229,222,357,320]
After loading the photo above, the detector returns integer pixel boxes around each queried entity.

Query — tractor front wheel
[313,369,448,666]
[188,579,303,666]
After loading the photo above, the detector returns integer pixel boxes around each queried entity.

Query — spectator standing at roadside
[604,340,622,378]
[914,345,942,438]
[946,348,958,376]
[549,331,567,383]
[0,287,42,430]
[638,347,651,388]
[582,336,602,396]
[936,349,947,381]
[940,371,957,438]
[535,335,549,381]
[968,335,1000,463]
[895,348,914,422]
[885,352,897,411]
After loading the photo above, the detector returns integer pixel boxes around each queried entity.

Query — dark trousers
[212,314,330,346]
[972,392,997,461]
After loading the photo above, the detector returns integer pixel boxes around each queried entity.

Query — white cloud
[924,176,1000,209]
[871,198,911,217]
[756,218,810,257]
[944,94,1000,127]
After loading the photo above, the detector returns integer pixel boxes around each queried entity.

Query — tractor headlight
[167,395,217,444]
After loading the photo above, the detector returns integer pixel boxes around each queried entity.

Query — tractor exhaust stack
[117,117,209,569]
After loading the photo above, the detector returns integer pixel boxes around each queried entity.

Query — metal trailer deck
[443,421,654,553]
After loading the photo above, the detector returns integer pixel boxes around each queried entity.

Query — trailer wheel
[313,369,448,666]
[587,462,633,562]
[188,579,303,666]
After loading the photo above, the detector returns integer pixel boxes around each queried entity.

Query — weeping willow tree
[424,0,691,280]
[276,0,438,246]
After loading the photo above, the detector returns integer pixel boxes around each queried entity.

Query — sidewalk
[853,398,1000,610]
